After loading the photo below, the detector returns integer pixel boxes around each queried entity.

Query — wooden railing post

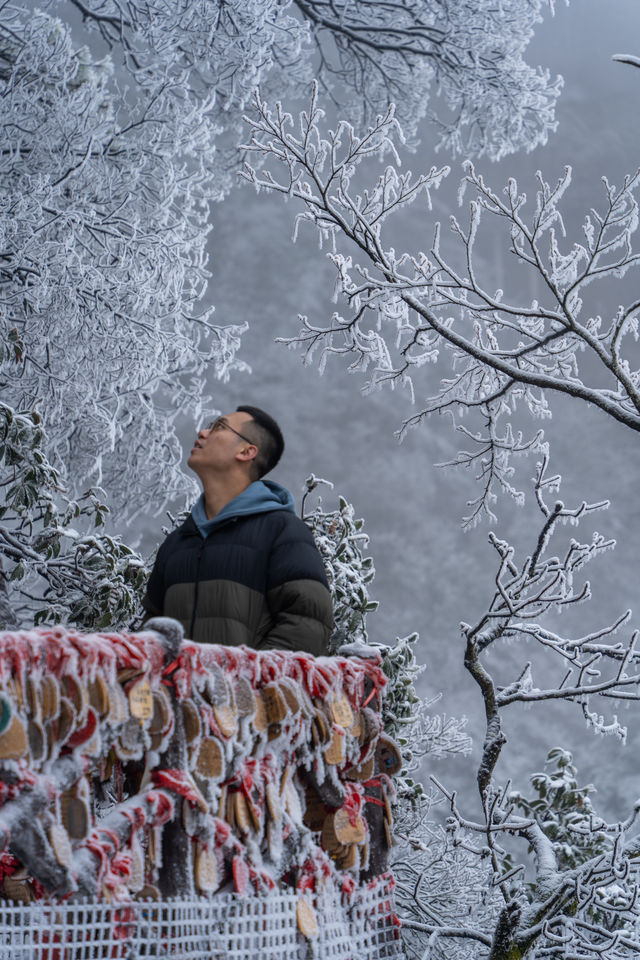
[145,617,194,898]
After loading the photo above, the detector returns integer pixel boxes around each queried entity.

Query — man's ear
[236,444,258,465]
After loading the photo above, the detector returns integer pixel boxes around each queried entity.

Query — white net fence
[0,876,403,959]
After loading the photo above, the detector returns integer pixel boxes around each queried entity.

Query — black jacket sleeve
[260,514,334,656]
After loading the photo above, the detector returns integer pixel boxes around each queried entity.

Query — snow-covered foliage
[242,88,640,524]
[301,474,378,649]
[290,0,562,157]
[0,393,146,630]
[0,6,250,518]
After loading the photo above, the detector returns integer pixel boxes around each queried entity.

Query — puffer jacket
[143,480,333,656]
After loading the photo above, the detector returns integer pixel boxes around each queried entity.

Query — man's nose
[197,426,210,439]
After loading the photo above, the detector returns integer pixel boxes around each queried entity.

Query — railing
[0,618,402,958]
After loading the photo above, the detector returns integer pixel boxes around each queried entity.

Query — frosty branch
[242,88,640,520]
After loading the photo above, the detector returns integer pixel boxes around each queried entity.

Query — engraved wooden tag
[195,737,224,780]
[129,679,153,722]
[262,683,288,724]
[182,700,201,743]
[330,692,354,730]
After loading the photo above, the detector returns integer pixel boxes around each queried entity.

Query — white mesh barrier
[0,877,403,960]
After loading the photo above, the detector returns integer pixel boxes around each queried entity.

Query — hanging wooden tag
[195,737,224,780]
[324,726,345,766]
[217,784,228,820]
[296,899,319,939]
[41,676,60,722]
[55,697,76,745]
[213,703,237,739]
[277,679,301,715]
[25,677,40,720]
[63,675,88,724]
[265,781,281,822]
[149,687,172,735]
[195,845,219,893]
[233,791,251,836]
[128,679,153,722]
[2,869,34,904]
[182,701,201,743]
[330,692,354,730]
[234,677,256,718]
[376,734,402,776]
[312,709,330,744]
[350,711,363,740]
[246,791,261,834]
[28,718,46,764]
[340,843,359,872]
[49,822,73,868]
[283,780,303,825]
[62,782,91,840]
[128,834,145,892]
[333,808,366,846]
[0,713,28,759]
[88,674,109,719]
[253,692,268,732]
[262,682,288,724]
[302,788,326,832]
[107,682,129,726]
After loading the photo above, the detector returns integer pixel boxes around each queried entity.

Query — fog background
[135,0,640,818]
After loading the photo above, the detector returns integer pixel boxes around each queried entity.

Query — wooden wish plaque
[128,678,153,722]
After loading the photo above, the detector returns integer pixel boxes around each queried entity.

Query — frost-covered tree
[1,0,559,624]
[241,89,640,958]
[291,0,562,157]
[241,87,640,526]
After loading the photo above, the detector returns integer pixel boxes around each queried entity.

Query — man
[143,405,333,655]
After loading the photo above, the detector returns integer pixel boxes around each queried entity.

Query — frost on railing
[0,618,402,958]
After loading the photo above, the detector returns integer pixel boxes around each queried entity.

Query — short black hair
[236,405,284,479]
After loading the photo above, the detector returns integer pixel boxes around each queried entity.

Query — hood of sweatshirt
[191,479,295,538]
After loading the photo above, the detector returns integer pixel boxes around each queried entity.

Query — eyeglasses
[205,418,257,447]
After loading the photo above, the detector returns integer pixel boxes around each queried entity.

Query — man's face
[187,411,256,475]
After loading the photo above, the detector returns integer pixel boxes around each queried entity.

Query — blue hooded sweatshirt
[191,479,295,539]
